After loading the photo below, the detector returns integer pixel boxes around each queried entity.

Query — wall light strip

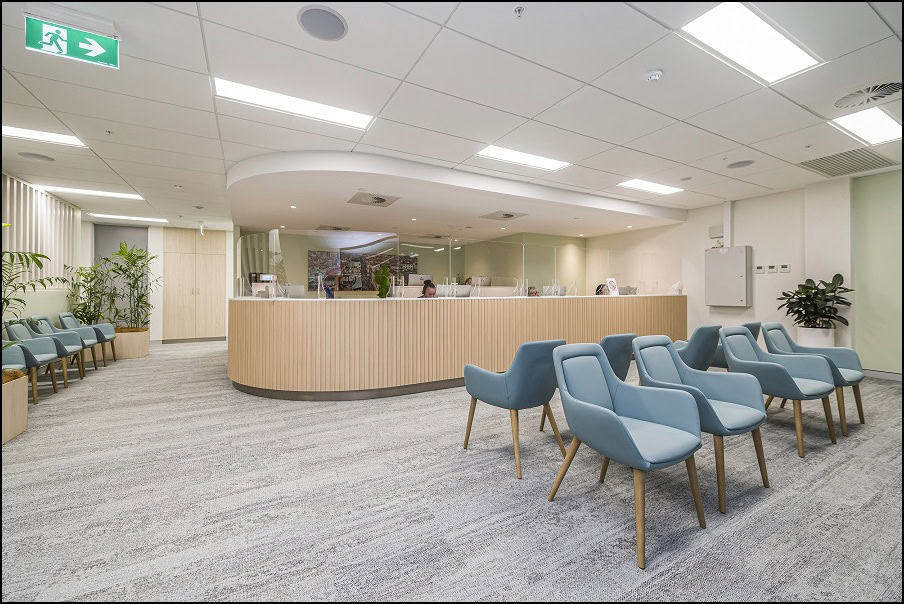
[616,179,683,195]
[2,125,85,147]
[831,107,902,145]
[38,185,143,200]
[476,145,570,171]
[214,78,373,130]
[88,213,168,223]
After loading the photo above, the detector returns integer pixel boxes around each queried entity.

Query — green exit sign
[24,15,119,69]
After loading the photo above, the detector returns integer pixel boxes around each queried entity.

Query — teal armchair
[548,343,705,569]
[711,322,761,369]
[601,333,637,381]
[720,326,835,458]
[633,335,768,513]
[3,325,63,402]
[59,312,117,363]
[763,322,865,436]
[673,325,721,370]
[464,339,567,478]
[29,316,96,380]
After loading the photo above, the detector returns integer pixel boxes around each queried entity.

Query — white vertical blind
[1,173,81,282]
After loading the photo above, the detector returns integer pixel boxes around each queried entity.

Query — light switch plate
[767,265,778,273]
[779,264,791,273]
[754,265,765,274]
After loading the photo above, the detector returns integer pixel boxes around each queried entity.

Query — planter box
[2,375,28,444]
[103,329,149,360]
[797,326,835,348]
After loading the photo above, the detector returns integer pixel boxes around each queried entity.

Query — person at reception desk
[595,283,610,296]
[420,281,437,298]
[527,286,539,297]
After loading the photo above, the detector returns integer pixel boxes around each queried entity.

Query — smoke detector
[298,6,348,41]
[834,83,901,108]
[647,69,663,82]
[347,191,399,207]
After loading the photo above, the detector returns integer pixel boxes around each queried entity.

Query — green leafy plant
[2,223,66,321]
[374,264,391,298]
[108,242,161,329]
[777,273,853,329]
[63,261,115,325]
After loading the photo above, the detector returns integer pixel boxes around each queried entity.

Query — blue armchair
[763,323,864,436]
[29,316,97,382]
[464,339,567,478]
[547,343,705,569]
[711,322,761,369]
[673,325,721,370]
[633,335,768,513]
[720,326,836,458]
[3,326,63,402]
[59,311,117,364]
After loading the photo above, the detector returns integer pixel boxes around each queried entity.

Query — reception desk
[228,295,687,400]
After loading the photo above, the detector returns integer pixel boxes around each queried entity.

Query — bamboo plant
[63,260,115,325]
[107,242,161,329]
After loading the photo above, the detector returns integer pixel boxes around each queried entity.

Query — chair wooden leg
[49,362,58,393]
[60,358,69,388]
[599,456,610,483]
[510,409,522,480]
[539,407,546,432]
[29,367,39,404]
[463,396,477,449]
[110,339,117,361]
[852,383,864,424]
[90,345,99,370]
[634,468,646,569]
[101,342,108,367]
[713,435,726,514]
[764,395,774,409]
[686,455,706,528]
[793,400,805,458]
[543,403,567,458]
[780,398,787,409]
[835,386,847,437]
[821,396,837,444]
[77,350,86,378]
[752,428,770,488]
[548,437,581,501]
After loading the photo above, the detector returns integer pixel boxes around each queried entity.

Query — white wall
[148,226,164,342]
[586,180,856,345]
[79,221,94,266]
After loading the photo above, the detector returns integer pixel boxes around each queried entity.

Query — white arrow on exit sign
[78,38,106,57]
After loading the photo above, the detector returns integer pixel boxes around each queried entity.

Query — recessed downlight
[17,152,55,162]
[727,160,755,169]
[299,5,348,41]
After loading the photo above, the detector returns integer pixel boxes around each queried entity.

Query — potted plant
[777,273,853,347]
[374,264,391,298]
[64,261,115,325]
[106,243,161,359]
[2,368,28,444]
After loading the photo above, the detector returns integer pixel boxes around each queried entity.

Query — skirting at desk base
[232,378,466,401]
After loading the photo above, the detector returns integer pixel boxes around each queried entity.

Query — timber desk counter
[228,295,687,400]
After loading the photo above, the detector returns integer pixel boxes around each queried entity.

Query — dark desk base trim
[231,378,466,401]
[163,337,226,344]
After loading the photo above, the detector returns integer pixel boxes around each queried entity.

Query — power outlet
[767,265,778,273]
[754,265,765,274]
[780,263,791,273]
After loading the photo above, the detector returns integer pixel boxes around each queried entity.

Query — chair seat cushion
[64,344,82,354]
[2,363,26,371]
[620,417,700,464]
[793,377,834,397]
[82,339,98,347]
[709,399,765,432]
[33,353,57,363]
[839,368,864,384]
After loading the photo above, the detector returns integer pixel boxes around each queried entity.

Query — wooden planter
[2,375,28,444]
[103,328,149,360]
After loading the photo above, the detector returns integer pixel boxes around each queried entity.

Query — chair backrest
[30,317,56,335]
[552,343,615,410]
[59,312,81,329]
[720,326,762,362]
[5,322,32,341]
[744,321,762,341]
[507,339,567,404]
[632,335,685,385]
[675,324,721,370]
[763,322,795,353]
[600,333,636,381]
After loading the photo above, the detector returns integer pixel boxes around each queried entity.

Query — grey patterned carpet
[2,342,901,601]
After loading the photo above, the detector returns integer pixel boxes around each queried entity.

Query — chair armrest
[636,374,723,433]
[464,364,509,405]
[673,340,688,350]
[612,381,700,437]
[759,351,834,384]
[790,345,861,371]
[46,329,83,349]
[562,397,645,468]
[14,337,59,359]
[92,323,117,339]
[684,368,764,411]
[726,357,802,400]
[60,326,98,343]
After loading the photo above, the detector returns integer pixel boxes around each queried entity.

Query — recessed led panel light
[38,186,143,200]
[617,179,683,195]
[682,2,818,83]
[214,78,372,129]
[88,213,168,223]
[476,145,570,171]
[832,107,902,145]
[2,125,85,146]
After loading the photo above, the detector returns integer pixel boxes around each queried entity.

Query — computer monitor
[407,274,432,286]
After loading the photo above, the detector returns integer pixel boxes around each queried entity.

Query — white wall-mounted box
[705,245,752,307]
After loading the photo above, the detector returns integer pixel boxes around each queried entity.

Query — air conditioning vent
[834,83,901,108]
[799,147,898,177]
[347,191,399,207]
[480,210,527,221]
[315,225,350,231]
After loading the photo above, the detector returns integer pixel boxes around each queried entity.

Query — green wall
[853,170,902,373]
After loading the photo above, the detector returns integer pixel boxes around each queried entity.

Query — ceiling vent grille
[799,148,898,177]
[315,225,350,231]
[834,83,902,108]
[347,191,399,207]
[479,210,527,221]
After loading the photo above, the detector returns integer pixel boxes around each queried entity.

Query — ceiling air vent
[799,148,898,177]
[315,225,350,231]
[479,210,527,221]
[834,83,902,108]
[347,191,400,207]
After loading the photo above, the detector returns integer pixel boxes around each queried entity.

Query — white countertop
[231,294,686,302]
